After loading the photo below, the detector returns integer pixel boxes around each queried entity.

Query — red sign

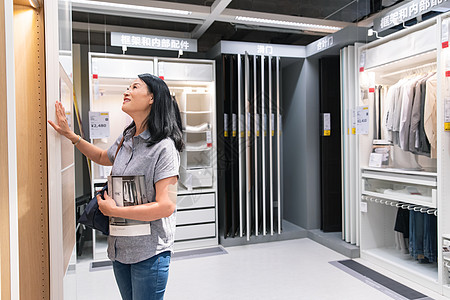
[93,74,98,79]
[359,67,364,72]
[369,88,375,93]
[446,71,450,77]
[443,41,449,49]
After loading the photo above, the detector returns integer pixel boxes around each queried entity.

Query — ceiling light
[71,0,192,16]
[234,16,342,31]
[29,0,40,8]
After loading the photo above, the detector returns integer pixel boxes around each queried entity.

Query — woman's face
[122,78,153,116]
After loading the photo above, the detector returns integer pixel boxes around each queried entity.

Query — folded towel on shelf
[185,141,208,151]
[185,123,210,132]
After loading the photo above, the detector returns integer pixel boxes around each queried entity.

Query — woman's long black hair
[123,73,184,152]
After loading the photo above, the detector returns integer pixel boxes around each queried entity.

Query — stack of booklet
[108,175,151,236]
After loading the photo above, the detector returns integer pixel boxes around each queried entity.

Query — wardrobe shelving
[87,54,218,258]
[352,13,450,294]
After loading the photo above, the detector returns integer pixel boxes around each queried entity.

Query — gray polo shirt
[106,128,180,264]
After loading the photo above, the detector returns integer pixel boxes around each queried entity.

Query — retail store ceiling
[70,0,439,53]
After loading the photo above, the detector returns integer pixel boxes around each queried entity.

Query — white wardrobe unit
[351,14,450,295]
[88,53,217,259]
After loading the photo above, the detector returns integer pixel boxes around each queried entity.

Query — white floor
[75,238,448,300]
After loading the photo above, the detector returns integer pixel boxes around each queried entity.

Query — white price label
[224,113,229,137]
[158,62,164,76]
[206,131,212,147]
[360,50,366,71]
[247,113,251,136]
[360,202,368,213]
[89,111,110,139]
[65,111,72,129]
[240,114,245,137]
[356,106,369,135]
[256,114,260,137]
[323,113,331,131]
[271,113,275,136]
[232,113,237,137]
[443,19,449,44]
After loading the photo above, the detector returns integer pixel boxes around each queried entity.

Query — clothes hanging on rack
[408,210,437,263]
[384,72,437,157]
[394,208,409,254]
[424,73,438,158]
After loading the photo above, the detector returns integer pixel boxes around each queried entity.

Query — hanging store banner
[111,32,197,52]
[374,0,449,32]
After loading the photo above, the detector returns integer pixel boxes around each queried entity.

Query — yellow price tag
[248,131,251,137]
[352,128,356,135]
[232,131,236,137]
[257,131,260,137]
[241,131,244,138]
[445,123,450,131]
[224,131,228,137]
[272,130,274,136]
[324,130,331,136]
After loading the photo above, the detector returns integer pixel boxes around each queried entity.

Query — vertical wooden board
[0,0,11,298]
[61,168,75,273]
[14,4,49,300]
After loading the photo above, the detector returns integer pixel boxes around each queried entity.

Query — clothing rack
[380,61,437,78]
[361,195,437,216]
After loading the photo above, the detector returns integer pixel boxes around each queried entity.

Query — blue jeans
[112,251,171,300]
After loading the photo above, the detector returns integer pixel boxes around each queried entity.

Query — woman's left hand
[97,191,117,216]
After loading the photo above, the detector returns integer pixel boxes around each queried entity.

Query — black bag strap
[114,137,125,160]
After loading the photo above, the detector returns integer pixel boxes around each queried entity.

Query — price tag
[351,108,357,135]
[359,50,366,72]
[240,114,245,138]
[224,113,229,137]
[206,131,212,147]
[323,113,331,136]
[158,62,164,77]
[279,115,282,136]
[356,106,369,135]
[443,19,449,48]
[89,111,110,139]
[360,202,368,213]
[65,111,72,129]
[264,114,268,136]
[256,114,260,137]
[271,113,275,136]
[445,98,450,131]
[369,88,375,93]
[247,113,251,137]
[232,114,237,137]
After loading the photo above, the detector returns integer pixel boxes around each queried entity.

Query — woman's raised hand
[48,101,76,140]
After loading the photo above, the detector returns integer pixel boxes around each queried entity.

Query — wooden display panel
[14,4,49,300]
[0,1,10,299]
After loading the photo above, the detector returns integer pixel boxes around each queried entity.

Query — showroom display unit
[341,12,450,295]
[88,53,218,259]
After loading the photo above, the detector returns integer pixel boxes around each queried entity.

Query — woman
[48,73,183,300]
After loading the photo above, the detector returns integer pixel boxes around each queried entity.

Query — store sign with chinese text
[111,32,197,52]
[374,0,448,32]
[316,36,334,52]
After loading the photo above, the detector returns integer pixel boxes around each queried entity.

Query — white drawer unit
[177,208,215,226]
[175,223,216,241]
[177,193,215,210]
